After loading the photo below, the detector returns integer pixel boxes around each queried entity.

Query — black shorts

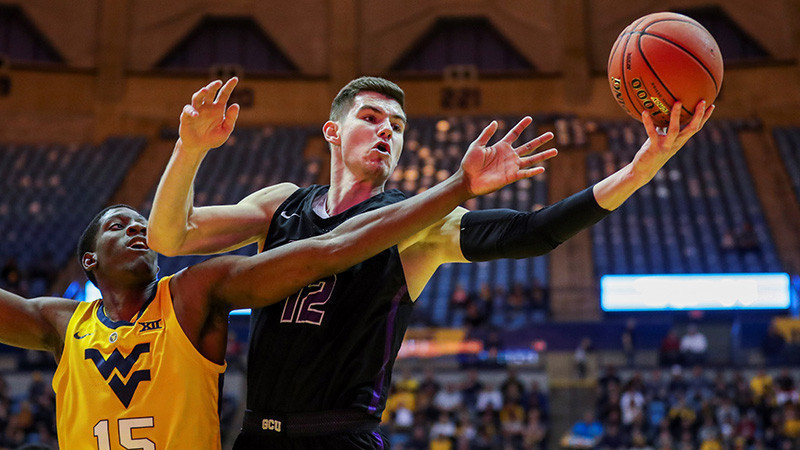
[232,428,389,449]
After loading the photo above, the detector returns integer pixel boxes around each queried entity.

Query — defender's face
[335,92,406,183]
[88,208,158,284]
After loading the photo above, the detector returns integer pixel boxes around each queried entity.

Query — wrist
[175,138,211,157]
[626,161,659,188]
[449,169,473,202]
[594,164,647,211]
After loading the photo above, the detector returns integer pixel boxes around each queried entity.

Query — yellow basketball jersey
[53,276,226,449]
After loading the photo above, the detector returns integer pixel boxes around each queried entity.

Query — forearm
[0,291,60,352]
[460,186,611,261]
[148,139,207,253]
[324,171,471,271]
[592,162,652,211]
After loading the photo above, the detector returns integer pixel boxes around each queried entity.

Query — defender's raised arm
[147,78,294,257]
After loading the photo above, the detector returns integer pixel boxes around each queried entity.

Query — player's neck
[326,172,385,216]
[97,280,157,322]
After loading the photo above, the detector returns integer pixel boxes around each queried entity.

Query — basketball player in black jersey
[149,76,713,448]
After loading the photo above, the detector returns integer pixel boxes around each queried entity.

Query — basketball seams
[635,34,692,119]
[607,22,634,73]
[607,32,623,73]
[639,19,720,92]
[618,16,650,118]
[638,32,719,95]
[620,33,642,117]
[639,17,704,28]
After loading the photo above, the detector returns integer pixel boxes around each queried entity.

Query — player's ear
[323,121,341,146]
[82,252,97,272]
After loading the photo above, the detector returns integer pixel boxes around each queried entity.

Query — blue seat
[590,121,784,277]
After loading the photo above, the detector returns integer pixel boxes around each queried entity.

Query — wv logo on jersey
[85,343,151,408]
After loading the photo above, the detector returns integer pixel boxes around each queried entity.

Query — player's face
[336,92,406,183]
[90,208,158,285]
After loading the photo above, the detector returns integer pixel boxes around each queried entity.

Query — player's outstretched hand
[630,100,715,182]
[179,77,241,153]
[459,117,558,197]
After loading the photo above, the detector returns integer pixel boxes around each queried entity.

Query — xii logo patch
[139,319,162,333]
[85,343,151,408]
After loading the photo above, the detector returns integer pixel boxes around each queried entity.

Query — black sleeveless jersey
[247,185,411,418]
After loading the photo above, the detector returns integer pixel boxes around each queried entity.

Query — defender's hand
[460,117,558,197]
[179,78,241,152]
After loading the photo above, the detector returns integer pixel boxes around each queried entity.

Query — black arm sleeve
[459,186,612,261]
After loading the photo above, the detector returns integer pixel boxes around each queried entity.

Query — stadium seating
[0,137,145,275]
[589,120,782,276]
[772,126,800,207]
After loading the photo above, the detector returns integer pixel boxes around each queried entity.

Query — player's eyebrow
[357,105,407,126]
[104,210,146,226]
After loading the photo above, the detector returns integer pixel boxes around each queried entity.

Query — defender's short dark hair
[77,204,138,285]
[329,76,405,121]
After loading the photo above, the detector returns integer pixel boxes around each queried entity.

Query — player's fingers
[207,79,223,97]
[223,104,240,131]
[677,101,707,141]
[500,116,533,145]
[515,132,554,156]
[473,121,498,147]
[182,104,198,119]
[666,101,682,139]
[513,166,546,182]
[194,81,222,107]
[191,88,208,109]
[700,104,715,127]
[687,100,707,133]
[215,78,237,105]
[642,111,660,143]
[519,148,558,168]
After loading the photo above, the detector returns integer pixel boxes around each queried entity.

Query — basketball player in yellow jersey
[0,110,557,448]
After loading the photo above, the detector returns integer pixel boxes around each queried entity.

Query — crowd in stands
[382,367,550,449]
[562,365,800,449]
[0,257,58,299]
[445,281,550,330]
[0,373,57,449]
[658,325,709,368]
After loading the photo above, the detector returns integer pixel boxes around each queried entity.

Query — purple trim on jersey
[372,431,385,449]
[367,285,407,415]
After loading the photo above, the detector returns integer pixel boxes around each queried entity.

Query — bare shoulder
[170,257,242,310]
[36,297,81,349]
[398,206,468,252]
[37,296,81,323]
[239,182,300,214]
[399,206,469,297]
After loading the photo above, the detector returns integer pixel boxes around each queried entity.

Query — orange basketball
[607,12,723,127]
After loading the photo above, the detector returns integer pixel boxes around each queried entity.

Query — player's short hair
[329,76,405,121]
[77,204,138,286]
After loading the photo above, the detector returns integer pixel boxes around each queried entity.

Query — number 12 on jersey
[94,417,155,450]
[280,275,336,326]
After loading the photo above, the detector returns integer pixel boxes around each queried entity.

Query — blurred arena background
[1,0,800,448]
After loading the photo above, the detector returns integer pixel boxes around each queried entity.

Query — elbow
[146,234,181,257]
[532,239,562,257]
